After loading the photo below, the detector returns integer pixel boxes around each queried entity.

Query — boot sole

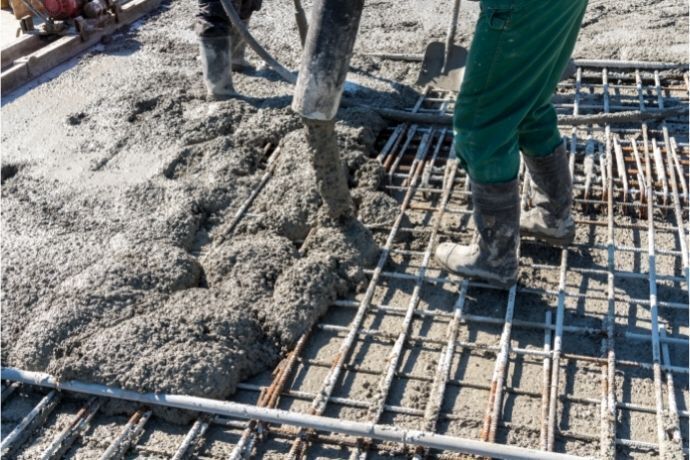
[207,92,238,101]
[522,229,575,247]
[437,261,517,290]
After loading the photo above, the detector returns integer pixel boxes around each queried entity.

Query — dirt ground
[1,0,688,458]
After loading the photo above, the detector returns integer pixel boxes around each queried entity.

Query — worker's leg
[452,0,522,185]
[196,0,232,39]
[229,18,253,71]
[517,0,587,246]
[196,0,236,98]
[517,0,588,157]
[438,0,587,284]
[454,0,588,183]
[228,0,263,71]
[438,1,528,286]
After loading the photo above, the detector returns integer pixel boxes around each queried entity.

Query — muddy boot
[435,180,520,288]
[521,142,575,246]
[230,23,254,72]
[199,36,236,100]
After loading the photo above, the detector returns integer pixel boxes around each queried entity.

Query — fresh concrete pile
[2,88,397,406]
[1,17,398,407]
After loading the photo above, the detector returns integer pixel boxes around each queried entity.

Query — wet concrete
[1,0,687,429]
[2,93,392,420]
[304,119,354,220]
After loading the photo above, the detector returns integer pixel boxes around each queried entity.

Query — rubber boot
[521,142,575,246]
[199,36,236,100]
[435,179,520,288]
[230,21,254,72]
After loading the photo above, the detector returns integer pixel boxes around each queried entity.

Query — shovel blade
[416,42,468,92]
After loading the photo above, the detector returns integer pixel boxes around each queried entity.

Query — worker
[435,0,588,288]
[195,0,261,99]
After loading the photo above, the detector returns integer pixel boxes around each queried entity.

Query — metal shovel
[416,0,467,91]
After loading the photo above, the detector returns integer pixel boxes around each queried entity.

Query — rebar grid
[350,129,458,460]
[282,97,462,459]
[214,64,687,456]
[211,63,687,453]
[1,64,688,460]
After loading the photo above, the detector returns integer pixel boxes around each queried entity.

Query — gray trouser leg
[199,36,236,99]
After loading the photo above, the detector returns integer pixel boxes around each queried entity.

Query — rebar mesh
[1,63,688,460]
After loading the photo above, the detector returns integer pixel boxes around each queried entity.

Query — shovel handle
[442,0,461,73]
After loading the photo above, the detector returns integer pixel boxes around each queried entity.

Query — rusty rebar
[40,398,102,460]
[172,419,209,460]
[230,332,310,459]
[664,136,690,284]
[351,132,456,459]
[99,407,151,460]
[413,281,469,460]
[0,390,60,457]
[660,328,684,454]
[643,132,670,458]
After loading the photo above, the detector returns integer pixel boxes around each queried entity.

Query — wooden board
[1,0,162,96]
[1,34,52,71]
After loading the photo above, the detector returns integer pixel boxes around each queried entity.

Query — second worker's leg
[196,0,236,99]
[521,141,575,245]
[229,20,254,72]
[196,0,237,99]
[229,0,263,72]
[199,35,236,99]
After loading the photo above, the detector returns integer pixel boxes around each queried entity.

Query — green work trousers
[454,0,588,184]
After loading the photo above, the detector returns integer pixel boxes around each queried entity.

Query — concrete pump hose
[218,0,297,84]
